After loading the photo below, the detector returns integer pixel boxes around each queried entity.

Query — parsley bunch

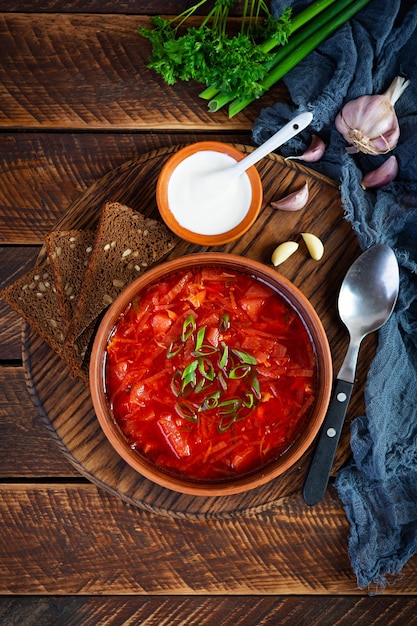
[139,0,374,117]
[138,0,292,101]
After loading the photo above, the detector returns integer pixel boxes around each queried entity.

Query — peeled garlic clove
[270,181,309,211]
[285,135,326,163]
[271,241,299,266]
[335,76,410,155]
[301,233,324,261]
[361,155,398,189]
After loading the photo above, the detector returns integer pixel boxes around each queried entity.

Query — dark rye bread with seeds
[0,259,88,382]
[66,201,178,344]
[45,229,94,328]
[0,259,67,355]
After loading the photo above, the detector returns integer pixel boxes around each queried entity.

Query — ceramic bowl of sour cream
[156,142,263,246]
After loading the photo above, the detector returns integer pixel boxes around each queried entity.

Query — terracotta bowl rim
[89,253,333,497]
[155,141,263,246]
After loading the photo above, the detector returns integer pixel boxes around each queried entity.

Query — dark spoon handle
[302,378,354,506]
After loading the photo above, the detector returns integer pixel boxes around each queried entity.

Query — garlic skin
[285,135,326,163]
[270,181,309,211]
[335,76,410,155]
[361,155,398,189]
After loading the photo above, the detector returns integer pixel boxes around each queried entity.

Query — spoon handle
[232,111,313,176]
[302,378,353,506]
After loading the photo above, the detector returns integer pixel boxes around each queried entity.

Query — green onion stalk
[198,0,340,102]
[227,0,372,117]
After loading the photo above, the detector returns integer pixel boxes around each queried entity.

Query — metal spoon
[303,244,400,506]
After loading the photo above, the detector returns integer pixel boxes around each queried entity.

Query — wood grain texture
[1,1,249,14]
[2,595,417,626]
[0,13,289,131]
[20,146,375,519]
[0,132,251,244]
[1,1,200,12]
[1,484,417,595]
[0,485,360,594]
[0,367,80,478]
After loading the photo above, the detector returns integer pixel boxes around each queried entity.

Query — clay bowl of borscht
[90,253,332,496]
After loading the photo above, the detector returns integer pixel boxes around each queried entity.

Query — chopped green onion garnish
[175,401,198,422]
[170,370,182,397]
[229,364,252,379]
[199,391,221,411]
[195,325,206,351]
[219,313,230,332]
[219,343,229,369]
[182,314,196,342]
[191,345,218,357]
[167,337,183,359]
[198,357,215,381]
[242,393,255,409]
[232,349,257,365]
[251,376,262,400]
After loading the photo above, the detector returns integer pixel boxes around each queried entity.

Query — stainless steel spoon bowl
[303,244,400,506]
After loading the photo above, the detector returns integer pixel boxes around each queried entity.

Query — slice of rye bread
[0,259,66,354]
[45,229,94,328]
[66,201,178,344]
[0,259,88,382]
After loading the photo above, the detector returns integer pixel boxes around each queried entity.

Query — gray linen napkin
[252,0,417,590]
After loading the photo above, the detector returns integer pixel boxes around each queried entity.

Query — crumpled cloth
[253,0,417,590]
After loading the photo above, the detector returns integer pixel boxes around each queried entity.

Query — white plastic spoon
[200,111,313,192]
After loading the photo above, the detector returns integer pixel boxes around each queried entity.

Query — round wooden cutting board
[23,145,374,519]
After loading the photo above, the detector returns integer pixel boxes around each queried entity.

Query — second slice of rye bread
[66,201,178,344]
[45,229,94,328]
[0,258,88,382]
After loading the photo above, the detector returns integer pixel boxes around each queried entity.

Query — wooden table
[1,2,417,623]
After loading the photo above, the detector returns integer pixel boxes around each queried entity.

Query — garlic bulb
[335,76,410,155]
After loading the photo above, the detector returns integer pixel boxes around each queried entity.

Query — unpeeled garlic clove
[285,135,326,163]
[361,155,398,189]
[301,233,324,261]
[271,241,299,266]
[270,181,309,212]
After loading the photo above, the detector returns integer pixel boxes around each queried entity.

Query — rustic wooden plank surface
[0,367,80,478]
[2,596,417,626]
[1,1,248,13]
[1,0,417,612]
[0,132,251,245]
[1,484,417,596]
[0,13,289,132]
[0,484,378,595]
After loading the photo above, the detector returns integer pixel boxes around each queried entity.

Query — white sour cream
[167,150,252,236]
